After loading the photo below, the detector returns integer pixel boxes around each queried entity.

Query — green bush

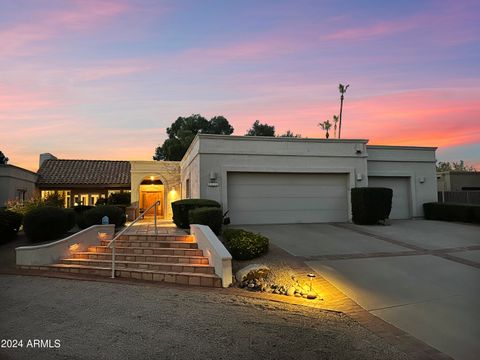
[6,198,45,216]
[222,229,269,260]
[107,192,131,205]
[0,210,23,243]
[351,187,393,225]
[82,205,126,228]
[189,207,223,235]
[71,205,95,229]
[172,199,221,229]
[423,202,480,223]
[23,207,74,243]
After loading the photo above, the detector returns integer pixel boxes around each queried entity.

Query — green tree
[245,120,275,136]
[0,151,9,165]
[153,114,234,161]
[436,160,477,172]
[338,84,349,139]
[279,130,302,138]
[318,120,332,139]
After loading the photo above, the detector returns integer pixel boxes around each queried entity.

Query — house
[0,163,38,206]
[37,153,131,207]
[437,171,480,192]
[136,134,438,224]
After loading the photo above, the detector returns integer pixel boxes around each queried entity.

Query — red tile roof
[37,159,131,187]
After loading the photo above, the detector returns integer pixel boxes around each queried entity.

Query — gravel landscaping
[0,275,411,360]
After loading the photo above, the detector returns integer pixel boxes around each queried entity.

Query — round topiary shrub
[189,207,223,235]
[0,209,23,243]
[23,207,74,243]
[82,205,126,228]
[71,205,94,229]
[351,187,393,225]
[172,199,221,229]
[222,229,269,260]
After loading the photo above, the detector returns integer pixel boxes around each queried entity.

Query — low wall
[16,225,115,266]
[190,224,232,288]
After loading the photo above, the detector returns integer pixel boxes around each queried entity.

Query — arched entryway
[139,175,164,217]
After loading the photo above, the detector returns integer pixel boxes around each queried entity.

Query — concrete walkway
[241,220,480,360]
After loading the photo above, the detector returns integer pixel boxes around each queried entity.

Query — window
[186,179,191,198]
[16,189,26,201]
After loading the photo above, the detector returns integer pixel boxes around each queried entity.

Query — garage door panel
[227,172,348,224]
[368,177,411,219]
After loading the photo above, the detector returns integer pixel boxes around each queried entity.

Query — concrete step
[101,239,198,249]
[117,234,193,242]
[61,258,215,274]
[88,246,204,257]
[24,264,221,287]
[73,252,209,265]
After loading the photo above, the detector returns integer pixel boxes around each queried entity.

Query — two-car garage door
[227,172,349,225]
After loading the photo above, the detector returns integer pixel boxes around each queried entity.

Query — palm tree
[333,115,339,139]
[318,120,332,139]
[338,84,349,139]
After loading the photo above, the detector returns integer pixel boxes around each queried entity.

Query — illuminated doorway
[139,176,164,217]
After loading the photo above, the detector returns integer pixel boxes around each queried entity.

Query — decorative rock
[287,286,296,296]
[307,292,317,300]
[236,264,271,282]
[294,293,302,297]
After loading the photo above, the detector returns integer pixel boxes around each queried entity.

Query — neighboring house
[37,153,131,207]
[437,171,480,191]
[0,164,38,206]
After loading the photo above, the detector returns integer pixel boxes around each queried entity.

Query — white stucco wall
[182,135,369,219]
[130,161,181,219]
[0,165,38,206]
[366,145,438,217]
[180,137,201,199]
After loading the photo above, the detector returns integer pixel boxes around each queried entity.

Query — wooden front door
[142,191,163,216]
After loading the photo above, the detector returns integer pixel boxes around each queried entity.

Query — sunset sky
[1,0,479,171]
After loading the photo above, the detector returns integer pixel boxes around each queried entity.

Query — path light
[307,273,317,300]
[69,243,79,252]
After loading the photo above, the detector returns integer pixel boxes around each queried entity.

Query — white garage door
[368,176,411,219]
[227,172,349,224]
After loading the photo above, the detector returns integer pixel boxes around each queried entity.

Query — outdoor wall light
[356,173,363,181]
[150,176,154,181]
[209,172,217,181]
[418,177,426,183]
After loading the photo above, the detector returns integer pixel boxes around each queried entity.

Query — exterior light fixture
[69,243,79,252]
[418,177,426,184]
[356,173,363,181]
[150,176,155,181]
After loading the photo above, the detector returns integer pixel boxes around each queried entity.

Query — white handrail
[108,200,160,278]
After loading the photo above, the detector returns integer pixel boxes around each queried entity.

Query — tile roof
[37,159,131,187]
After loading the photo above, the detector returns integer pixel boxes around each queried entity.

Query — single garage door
[227,172,348,224]
[368,176,411,219]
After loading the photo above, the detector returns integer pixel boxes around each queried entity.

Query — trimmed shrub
[423,202,480,223]
[172,199,221,229]
[189,207,223,235]
[82,205,126,228]
[107,192,131,205]
[71,205,94,229]
[0,210,23,243]
[23,207,74,242]
[222,229,269,260]
[351,187,393,225]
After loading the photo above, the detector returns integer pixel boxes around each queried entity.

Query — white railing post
[111,241,116,278]
[154,201,158,235]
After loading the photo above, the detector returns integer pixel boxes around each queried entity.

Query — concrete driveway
[241,220,480,360]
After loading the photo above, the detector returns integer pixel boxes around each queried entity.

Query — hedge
[71,205,94,228]
[172,199,221,229]
[82,205,126,228]
[351,187,393,225]
[0,210,23,243]
[23,207,75,243]
[222,229,269,260]
[423,202,480,223]
[189,207,223,235]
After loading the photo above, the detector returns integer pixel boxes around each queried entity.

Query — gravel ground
[0,275,410,360]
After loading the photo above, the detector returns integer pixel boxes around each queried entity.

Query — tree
[318,120,332,139]
[436,160,477,172]
[279,130,302,138]
[338,83,349,139]
[245,120,275,136]
[0,151,9,165]
[332,115,339,139]
[153,114,234,161]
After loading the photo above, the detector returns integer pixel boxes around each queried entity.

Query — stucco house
[0,163,38,206]
[6,134,438,223]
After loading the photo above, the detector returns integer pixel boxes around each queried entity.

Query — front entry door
[142,191,163,216]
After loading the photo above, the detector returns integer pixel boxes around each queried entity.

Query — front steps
[19,233,222,287]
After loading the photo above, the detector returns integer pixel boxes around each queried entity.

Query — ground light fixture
[307,273,317,300]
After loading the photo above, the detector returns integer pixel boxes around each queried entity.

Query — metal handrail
[107,200,160,278]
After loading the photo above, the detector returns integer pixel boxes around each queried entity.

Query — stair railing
[107,200,160,278]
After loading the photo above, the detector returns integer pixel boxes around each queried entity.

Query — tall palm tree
[333,115,339,139]
[318,120,332,139]
[338,84,349,139]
